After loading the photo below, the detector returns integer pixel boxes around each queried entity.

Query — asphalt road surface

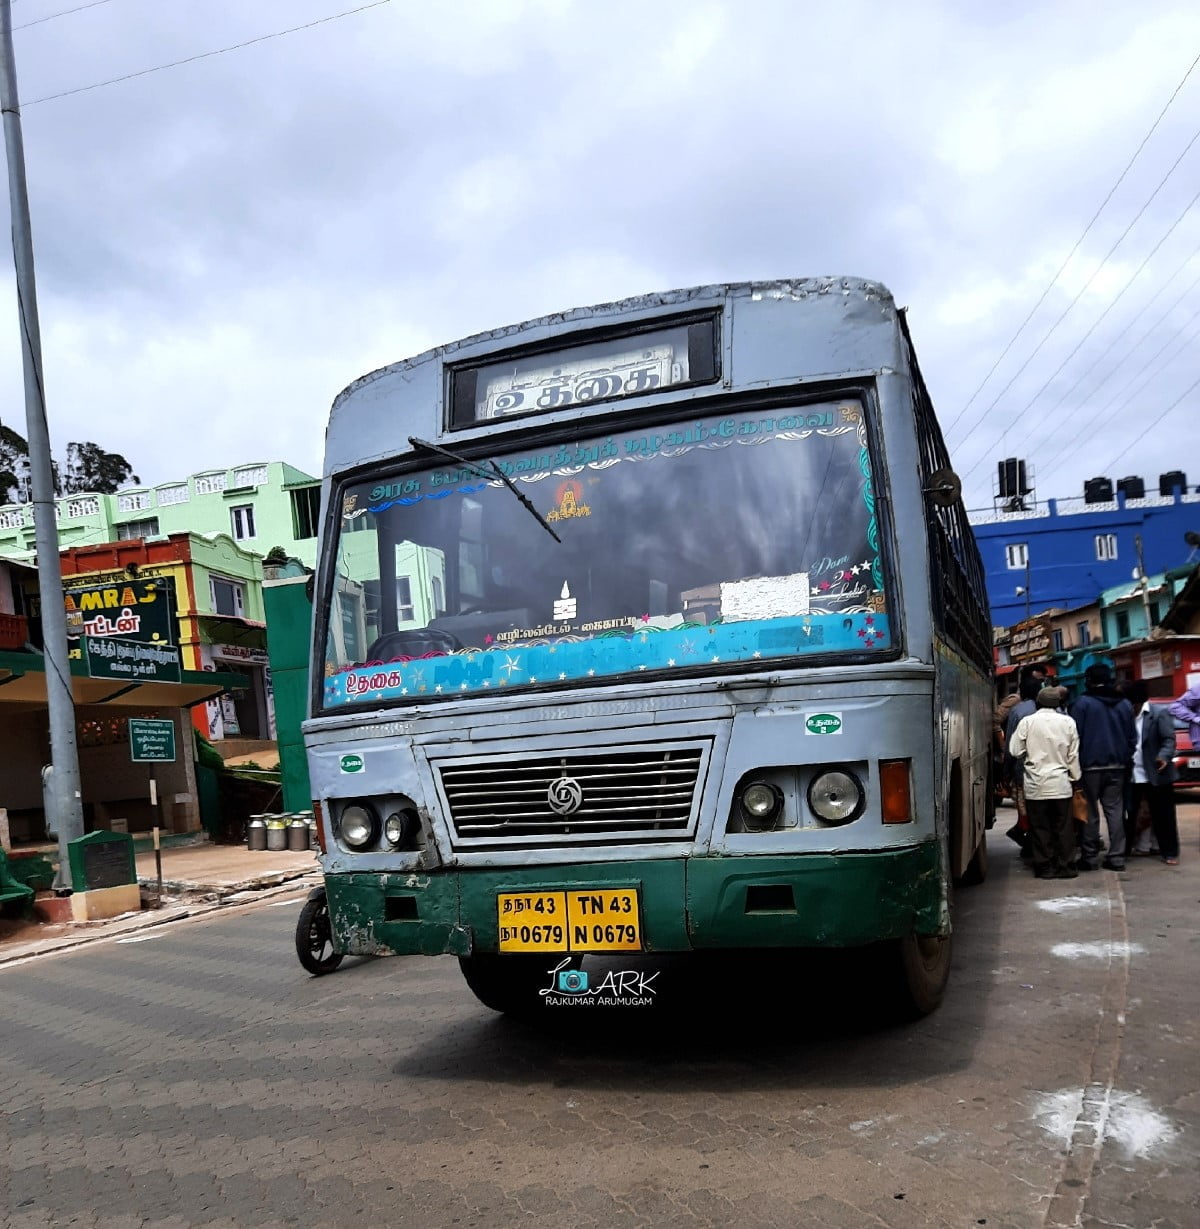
[3,806,1198,1228]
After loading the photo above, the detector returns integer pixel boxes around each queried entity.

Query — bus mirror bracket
[924,469,961,508]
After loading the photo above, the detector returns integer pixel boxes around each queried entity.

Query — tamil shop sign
[1009,616,1052,664]
[63,576,178,646]
[86,637,182,684]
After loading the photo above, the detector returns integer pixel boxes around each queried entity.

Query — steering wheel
[365,628,462,661]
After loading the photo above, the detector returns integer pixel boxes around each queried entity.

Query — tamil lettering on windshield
[321,400,891,707]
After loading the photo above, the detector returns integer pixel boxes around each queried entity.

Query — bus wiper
[407,436,562,543]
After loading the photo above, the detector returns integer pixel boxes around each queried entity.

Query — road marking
[267,898,305,908]
[1050,940,1145,960]
[116,934,163,944]
[1035,896,1106,913]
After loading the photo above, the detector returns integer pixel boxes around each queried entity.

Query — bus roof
[330,276,897,413]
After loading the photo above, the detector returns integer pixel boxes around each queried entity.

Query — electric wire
[960,179,1200,481]
[14,0,115,31]
[1017,238,1200,431]
[942,48,1200,441]
[22,0,394,106]
[1095,369,1200,473]
[953,120,1200,464]
[1036,305,1200,476]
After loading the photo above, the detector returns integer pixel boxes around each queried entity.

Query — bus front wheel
[890,932,951,1018]
[458,954,579,1015]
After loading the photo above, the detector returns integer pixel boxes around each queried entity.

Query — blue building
[968,465,1200,626]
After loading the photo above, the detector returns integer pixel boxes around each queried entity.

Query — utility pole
[0,0,85,890]
[1134,534,1153,635]
[1023,555,1031,620]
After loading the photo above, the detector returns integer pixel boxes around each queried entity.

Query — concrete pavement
[0,801,1196,1226]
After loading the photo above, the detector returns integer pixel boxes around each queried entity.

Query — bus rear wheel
[889,932,951,1018]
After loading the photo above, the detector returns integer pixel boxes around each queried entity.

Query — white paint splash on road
[1050,941,1145,960]
[1035,896,1106,913]
[1034,1089,1177,1158]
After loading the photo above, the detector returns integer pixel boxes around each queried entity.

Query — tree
[62,441,139,494]
[0,422,137,502]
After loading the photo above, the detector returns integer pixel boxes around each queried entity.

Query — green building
[0,461,321,567]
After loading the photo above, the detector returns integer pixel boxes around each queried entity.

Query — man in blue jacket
[1070,663,1136,871]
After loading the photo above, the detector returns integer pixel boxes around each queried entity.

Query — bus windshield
[321,398,893,708]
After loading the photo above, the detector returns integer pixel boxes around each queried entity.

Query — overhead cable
[23,0,393,106]
[942,47,1200,440]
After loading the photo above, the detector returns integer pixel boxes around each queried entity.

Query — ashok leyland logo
[805,712,843,736]
[539,958,658,1006]
[547,774,583,815]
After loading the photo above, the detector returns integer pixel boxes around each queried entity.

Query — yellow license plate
[497,889,641,953]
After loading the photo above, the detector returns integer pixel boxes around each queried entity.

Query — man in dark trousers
[1124,680,1181,865]
[1070,664,1136,871]
[1009,687,1082,879]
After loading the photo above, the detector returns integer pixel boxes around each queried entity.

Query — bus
[304,277,993,1017]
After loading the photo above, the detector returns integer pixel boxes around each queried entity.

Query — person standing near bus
[1002,675,1043,855]
[1169,682,1200,750]
[1008,688,1082,880]
[1125,680,1181,866]
[1070,664,1136,871]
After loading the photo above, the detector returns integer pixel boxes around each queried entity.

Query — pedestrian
[1070,663,1136,871]
[1125,681,1181,866]
[1003,675,1043,854]
[1169,682,1200,751]
[1009,687,1082,880]
[995,665,1047,747]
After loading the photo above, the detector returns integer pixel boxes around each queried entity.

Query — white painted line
[267,898,305,908]
[116,933,163,944]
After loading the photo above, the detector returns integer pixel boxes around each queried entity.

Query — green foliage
[0,421,139,502]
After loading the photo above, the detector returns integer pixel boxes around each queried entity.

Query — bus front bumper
[324,842,945,957]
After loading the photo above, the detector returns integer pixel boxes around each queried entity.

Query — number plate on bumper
[497,889,641,953]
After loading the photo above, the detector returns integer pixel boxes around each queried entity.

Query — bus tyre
[891,932,951,1018]
[458,954,576,1015]
[960,830,989,886]
[296,893,344,976]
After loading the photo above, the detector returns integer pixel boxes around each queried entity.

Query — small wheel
[960,829,989,886]
[458,953,577,1015]
[296,894,344,976]
[889,932,952,1018]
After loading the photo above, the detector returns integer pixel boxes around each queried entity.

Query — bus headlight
[807,770,864,825]
[339,803,378,849]
[384,808,421,850]
[739,781,784,830]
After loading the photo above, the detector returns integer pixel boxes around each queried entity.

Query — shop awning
[0,650,247,710]
[195,613,267,644]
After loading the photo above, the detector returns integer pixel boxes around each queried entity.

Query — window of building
[1116,610,1130,640]
[194,472,227,495]
[290,486,320,540]
[232,465,269,489]
[210,576,246,618]
[157,483,190,506]
[63,496,100,519]
[1052,628,1064,652]
[1005,542,1028,569]
[1077,622,1091,647]
[431,575,444,615]
[396,576,414,621]
[230,504,256,541]
[116,517,159,541]
[0,507,25,529]
[1095,533,1118,561]
[117,491,151,513]
[1148,601,1160,626]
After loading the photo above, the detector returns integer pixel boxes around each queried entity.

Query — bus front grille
[437,744,706,845]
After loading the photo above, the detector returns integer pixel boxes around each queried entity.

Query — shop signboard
[63,575,178,646]
[1009,616,1053,664]
[86,637,182,683]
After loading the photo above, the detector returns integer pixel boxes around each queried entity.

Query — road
[2,805,1197,1228]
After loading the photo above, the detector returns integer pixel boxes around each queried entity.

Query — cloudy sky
[1,0,1197,510]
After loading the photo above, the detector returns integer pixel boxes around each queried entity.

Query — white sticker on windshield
[553,582,577,621]
[720,573,811,622]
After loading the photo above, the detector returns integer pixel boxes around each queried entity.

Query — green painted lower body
[324,842,944,957]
